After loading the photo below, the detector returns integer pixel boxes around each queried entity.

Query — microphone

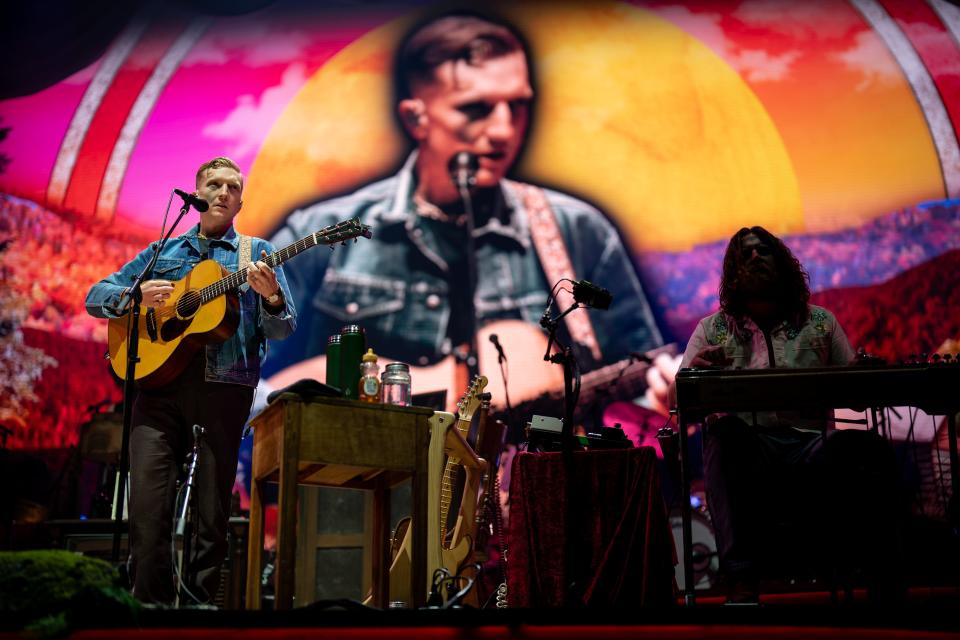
[572,279,612,310]
[489,333,507,363]
[174,188,209,212]
[448,152,479,190]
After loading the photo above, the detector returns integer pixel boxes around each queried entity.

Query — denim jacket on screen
[264,153,661,376]
[85,224,297,387]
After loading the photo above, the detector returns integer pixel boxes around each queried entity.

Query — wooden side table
[245,395,434,610]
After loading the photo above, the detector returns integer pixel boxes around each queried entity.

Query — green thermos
[338,324,366,400]
[325,333,342,390]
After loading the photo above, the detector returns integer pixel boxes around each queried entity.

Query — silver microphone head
[448,152,479,189]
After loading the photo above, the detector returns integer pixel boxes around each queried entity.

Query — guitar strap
[238,233,252,270]
[511,181,603,362]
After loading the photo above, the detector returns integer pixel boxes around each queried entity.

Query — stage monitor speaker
[45,517,248,609]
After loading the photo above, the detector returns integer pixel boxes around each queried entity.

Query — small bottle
[382,362,412,407]
[325,334,342,390]
[358,348,381,403]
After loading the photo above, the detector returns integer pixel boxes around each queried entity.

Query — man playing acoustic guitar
[85,157,297,604]
[265,11,667,417]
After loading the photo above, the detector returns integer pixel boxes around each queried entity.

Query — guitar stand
[175,424,205,607]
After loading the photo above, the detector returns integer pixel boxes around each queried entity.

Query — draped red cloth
[506,447,676,607]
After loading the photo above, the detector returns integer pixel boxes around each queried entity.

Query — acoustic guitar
[107,218,371,388]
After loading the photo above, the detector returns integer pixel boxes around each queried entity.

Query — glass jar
[381,362,412,406]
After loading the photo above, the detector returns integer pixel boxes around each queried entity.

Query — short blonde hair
[195,157,244,191]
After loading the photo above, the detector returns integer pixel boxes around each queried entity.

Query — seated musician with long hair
[673,226,903,604]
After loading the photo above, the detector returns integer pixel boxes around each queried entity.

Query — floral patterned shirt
[680,304,856,430]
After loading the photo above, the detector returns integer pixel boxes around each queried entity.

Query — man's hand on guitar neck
[247,249,283,310]
[141,280,174,309]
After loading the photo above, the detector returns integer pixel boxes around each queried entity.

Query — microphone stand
[540,299,584,605]
[441,159,482,541]
[111,199,194,562]
[175,424,205,606]
[491,337,517,443]
[455,166,481,382]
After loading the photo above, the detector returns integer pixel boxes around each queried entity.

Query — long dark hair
[718,226,810,324]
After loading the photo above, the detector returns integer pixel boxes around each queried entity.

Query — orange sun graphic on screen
[240,2,803,252]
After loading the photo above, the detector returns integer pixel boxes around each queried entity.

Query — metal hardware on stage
[673,362,960,606]
[670,509,718,592]
[174,425,206,606]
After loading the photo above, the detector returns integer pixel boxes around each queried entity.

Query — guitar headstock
[314,218,373,246]
[456,375,488,422]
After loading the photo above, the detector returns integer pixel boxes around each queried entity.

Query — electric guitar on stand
[384,376,489,606]
[438,376,489,574]
[107,218,371,387]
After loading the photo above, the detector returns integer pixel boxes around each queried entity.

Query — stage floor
[4,590,959,640]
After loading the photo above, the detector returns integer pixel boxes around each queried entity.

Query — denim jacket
[85,224,297,387]
[264,153,661,376]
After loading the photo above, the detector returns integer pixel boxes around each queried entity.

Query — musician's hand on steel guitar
[141,280,174,308]
[689,345,733,368]
[247,249,280,299]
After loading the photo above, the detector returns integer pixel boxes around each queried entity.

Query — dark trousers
[128,356,254,605]
[703,416,902,588]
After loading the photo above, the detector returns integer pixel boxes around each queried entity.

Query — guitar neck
[438,413,473,544]
[196,219,366,304]
[575,358,649,406]
[570,344,676,407]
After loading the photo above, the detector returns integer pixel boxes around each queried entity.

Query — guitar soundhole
[176,290,202,320]
[159,317,190,343]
